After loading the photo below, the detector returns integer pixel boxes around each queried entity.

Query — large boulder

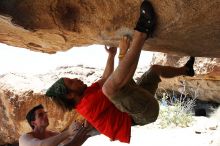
[152,53,220,102]
[0,0,220,57]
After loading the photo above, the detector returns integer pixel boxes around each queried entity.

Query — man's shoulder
[19,132,43,146]
[19,133,33,140]
[19,133,35,146]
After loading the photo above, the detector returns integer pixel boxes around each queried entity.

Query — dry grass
[156,88,197,128]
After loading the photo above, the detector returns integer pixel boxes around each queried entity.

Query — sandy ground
[83,117,220,146]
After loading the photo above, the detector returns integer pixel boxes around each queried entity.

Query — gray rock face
[0,0,220,57]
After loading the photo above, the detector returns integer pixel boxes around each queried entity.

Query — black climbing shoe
[184,56,195,76]
[134,0,156,37]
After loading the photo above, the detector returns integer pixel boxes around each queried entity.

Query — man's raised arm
[98,46,117,86]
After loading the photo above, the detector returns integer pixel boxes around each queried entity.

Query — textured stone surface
[0,66,101,145]
[0,0,220,57]
[151,53,220,102]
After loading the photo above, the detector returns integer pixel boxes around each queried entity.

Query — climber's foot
[184,56,195,76]
[134,0,156,37]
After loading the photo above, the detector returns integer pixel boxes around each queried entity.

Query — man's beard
[79,84,87,95]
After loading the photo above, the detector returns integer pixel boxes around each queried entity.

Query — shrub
[156,90,196,128]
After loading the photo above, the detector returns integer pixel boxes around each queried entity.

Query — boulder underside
[0,0,220,57]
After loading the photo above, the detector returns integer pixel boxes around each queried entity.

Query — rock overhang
[0,0,219,57]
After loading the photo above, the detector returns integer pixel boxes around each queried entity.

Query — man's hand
[65,121,94,146]
[105,45,117,56]
[67,121,83,136]
[119,35,131,56]
[98,45,117,87]
[71,127,91,146]
[83,120,95,133]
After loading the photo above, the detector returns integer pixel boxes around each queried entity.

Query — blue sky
[0,43,153,74]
